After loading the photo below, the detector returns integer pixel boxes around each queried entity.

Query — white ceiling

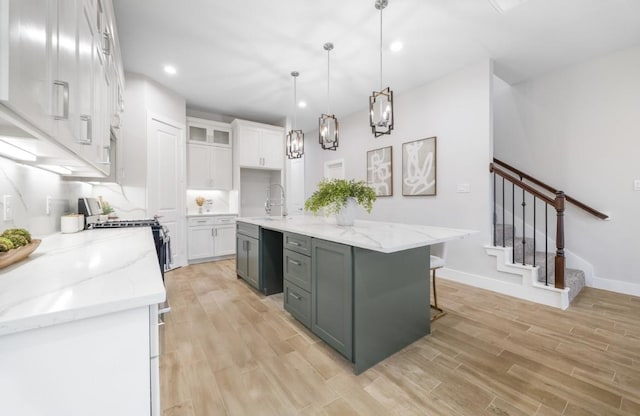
[113,0,640,132]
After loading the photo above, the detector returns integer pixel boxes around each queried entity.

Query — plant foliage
[304,179,377,215]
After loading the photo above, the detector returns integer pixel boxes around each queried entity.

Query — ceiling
[113,0,640,132]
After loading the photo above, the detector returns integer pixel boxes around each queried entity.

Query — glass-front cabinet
[187,117,231,146]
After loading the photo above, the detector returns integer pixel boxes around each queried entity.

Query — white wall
[494,46,640,294]
[305,60,502,280]
[99,73,186,219]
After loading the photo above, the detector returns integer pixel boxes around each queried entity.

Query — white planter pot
[335,197,357,226]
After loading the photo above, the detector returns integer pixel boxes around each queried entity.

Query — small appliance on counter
[78,197,103,228]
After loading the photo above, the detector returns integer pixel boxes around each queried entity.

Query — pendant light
[319,42,338,150]
[286,71,304,159]
[369,0,394,137]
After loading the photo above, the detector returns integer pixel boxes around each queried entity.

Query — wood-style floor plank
[161,260,640,415]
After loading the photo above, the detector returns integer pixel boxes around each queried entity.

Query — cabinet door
[211,146,232,190]
[237,126,262,167]
[261,129,284,169]
[187,143,212,188]
[214,225,235,256]
[3,0,54,136]
[76,5,94,153]
[246,236,260,289]
[53,0,78,146]
[311,239,353,360]
[236,235,249,278]
[188,226,214,260]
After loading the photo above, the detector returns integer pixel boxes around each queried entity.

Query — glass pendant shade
[369,87,394,137]
[286,129,304,159]
[369,0,394,137]
[318,113,338,150]
[286,71,304,159]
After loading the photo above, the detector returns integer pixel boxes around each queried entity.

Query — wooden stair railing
[490,159,607,290]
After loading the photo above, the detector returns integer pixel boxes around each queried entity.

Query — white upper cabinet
[187,118,233,190]
[187,117,231,147]
[1,0,54,137]
[0,0,124,177]
[232,119,284,170]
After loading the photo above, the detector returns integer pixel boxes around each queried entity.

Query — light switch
[3,195,13,221]
[457,183,471,193]
[634,180,640,191]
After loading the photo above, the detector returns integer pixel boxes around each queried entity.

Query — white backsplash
[186,189,237,214]
[0,158,90,237]
[89,182,147,219]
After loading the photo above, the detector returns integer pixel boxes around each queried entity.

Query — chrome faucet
[265,183,287,217]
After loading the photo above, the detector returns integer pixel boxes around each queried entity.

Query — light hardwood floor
[161,260,640,416]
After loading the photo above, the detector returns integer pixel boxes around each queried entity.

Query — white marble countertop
[236,215,476,253]
[0,228,166,336]
[186,212,238,217]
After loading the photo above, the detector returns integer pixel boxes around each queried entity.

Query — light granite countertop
[0,228,165,336]
[236,215,475,253]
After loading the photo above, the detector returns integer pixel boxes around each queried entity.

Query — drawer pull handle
[289,292,302,301]
[289,241,300,246]
[288,259,301,266]
[197,220,206,223]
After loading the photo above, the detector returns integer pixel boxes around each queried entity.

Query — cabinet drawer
[214,216,236,225]
[283,249,311,291]
[236,221,259,239]
[283,281,311,328]
[188,217,215,226]
[284,232,311,256]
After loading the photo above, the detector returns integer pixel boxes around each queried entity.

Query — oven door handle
[164,235,172,269]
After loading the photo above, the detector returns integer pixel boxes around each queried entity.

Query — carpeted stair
[494,224,585,302]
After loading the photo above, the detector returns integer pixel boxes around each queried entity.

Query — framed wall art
[402,137,436,196]
[366,146,393,197]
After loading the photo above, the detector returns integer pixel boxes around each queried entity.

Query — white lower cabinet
[187,215,236,262]
[0,306,158,416]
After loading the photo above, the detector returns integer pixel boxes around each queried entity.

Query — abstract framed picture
[366,146,393,197]
[402,137,437,196]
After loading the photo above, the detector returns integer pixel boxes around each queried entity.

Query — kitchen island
[0,228,166,416]
[236,215,474,373]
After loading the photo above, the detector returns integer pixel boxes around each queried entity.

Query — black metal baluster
[533,196,536,267]
[502,177,505,247]
[493,173,496,246]
[521,185,526,265]
[512,183,515,255]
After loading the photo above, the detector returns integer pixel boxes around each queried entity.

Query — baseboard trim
[438,267,570,310]
[589,276,640,297]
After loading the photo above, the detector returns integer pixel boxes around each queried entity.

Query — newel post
[554,191,566,289]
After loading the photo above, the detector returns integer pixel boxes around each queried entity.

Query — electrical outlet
[46,196,52,215]
[3,195,13,221]
[456,183,471,193]
[634,180,640,191]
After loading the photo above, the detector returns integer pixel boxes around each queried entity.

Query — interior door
[147,116,185,269]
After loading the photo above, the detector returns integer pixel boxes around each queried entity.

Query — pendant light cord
[379,6,383,90]
[327,48,331,114]
[293,75,297,129]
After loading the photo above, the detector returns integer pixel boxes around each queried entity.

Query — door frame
[146,111,186,268]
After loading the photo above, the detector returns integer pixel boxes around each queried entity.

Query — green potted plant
[304,179,377,226]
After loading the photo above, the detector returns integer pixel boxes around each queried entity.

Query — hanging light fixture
[369,0,394,137]
[286,71,304,159]
[319,42,338,150]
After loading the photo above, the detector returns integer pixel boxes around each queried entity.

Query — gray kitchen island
[235,215,473,374]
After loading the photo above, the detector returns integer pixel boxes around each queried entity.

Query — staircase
[495,224,585,303]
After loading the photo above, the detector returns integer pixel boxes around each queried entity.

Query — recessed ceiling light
[163,65,177,75]
[390,41,403,52]
[298,101,307,108]
[488,0,528,13]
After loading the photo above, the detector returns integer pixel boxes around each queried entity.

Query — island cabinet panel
[352,245,431,374]
[283,248,311,291]
[311,239,353,361]
[283,280,311,328]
